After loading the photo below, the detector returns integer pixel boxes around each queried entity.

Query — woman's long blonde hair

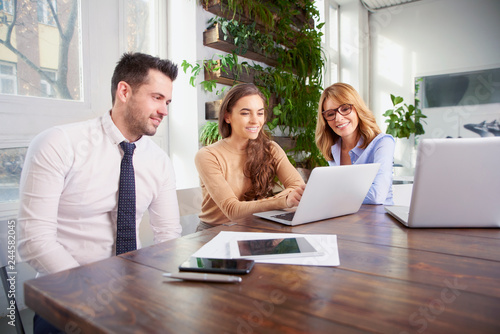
[315,83,381,161]
[218,83,276,200]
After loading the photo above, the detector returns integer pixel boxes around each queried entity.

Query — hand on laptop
[286,184,306,208]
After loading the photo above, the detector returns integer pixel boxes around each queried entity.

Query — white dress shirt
[18,112,181,275]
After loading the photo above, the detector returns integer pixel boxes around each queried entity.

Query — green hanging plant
[202,0,275,29]
[181,53,248,94]
[192,0,328,169]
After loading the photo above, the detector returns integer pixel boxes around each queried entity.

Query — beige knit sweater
[194,139,305,225]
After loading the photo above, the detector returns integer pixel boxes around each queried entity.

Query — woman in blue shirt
[315,83,395,205]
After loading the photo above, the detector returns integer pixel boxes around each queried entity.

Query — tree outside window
[0,0,81,100]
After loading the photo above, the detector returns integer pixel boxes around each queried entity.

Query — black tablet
[230,237,323,259]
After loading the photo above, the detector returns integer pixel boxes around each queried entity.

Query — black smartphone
[179,257,255,274]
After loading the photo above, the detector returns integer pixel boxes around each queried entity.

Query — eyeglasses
[322,104,353,121]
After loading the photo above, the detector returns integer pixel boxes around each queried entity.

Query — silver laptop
[253,163,380,226]
[385,137,500,228]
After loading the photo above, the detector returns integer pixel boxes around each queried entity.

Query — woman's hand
[286,184,306,208]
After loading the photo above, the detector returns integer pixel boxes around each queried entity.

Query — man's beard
[125,103,159,138]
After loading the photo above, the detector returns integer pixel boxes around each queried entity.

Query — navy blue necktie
[116,141,137,255]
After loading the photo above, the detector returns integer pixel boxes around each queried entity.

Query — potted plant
[199,121,222,146]
[383,95,426,139]
[383,78,426,139]
[383,80,427,173]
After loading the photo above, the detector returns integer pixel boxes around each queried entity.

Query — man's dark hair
[111,52,178,105]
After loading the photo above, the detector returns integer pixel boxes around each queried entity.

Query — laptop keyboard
[271,212,295,221]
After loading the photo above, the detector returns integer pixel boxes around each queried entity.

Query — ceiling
[360,0,422,11]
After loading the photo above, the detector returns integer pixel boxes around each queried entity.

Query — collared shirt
[328,133,395,205]
[18,112,181,275]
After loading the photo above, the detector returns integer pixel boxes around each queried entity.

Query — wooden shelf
[202,0,314,33]
[272,136,296,151]
[205,94,279,121]
[205,100,222,120]
[203,23,279,67]
[202,0,267,33]
[200,0,319,166]
[204,59,257,86]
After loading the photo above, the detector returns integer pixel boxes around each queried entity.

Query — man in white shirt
[18,53,182,333]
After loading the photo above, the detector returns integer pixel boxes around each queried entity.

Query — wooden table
[24,205,500,333]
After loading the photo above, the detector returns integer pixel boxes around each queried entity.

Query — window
[0,62,16,94]
[0,0,14,14]
[1,0,81,100]
[40,69,57,98]
[38,0,57,26]
[121,0,169,151]
[317,0,340,86]
[0,0,169,216]
[0,147,26,204]
[122,0,164,55]
[0,146,26,219]
[0,0,83,217]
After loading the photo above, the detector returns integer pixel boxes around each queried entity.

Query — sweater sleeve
[271,141,305,195]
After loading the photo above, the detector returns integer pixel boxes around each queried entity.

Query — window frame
[323,0,340,87]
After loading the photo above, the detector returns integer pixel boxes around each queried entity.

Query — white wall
[370,0,500,127]
[369,0,500,172]
[167,0,201,189]
[337,0,370,101]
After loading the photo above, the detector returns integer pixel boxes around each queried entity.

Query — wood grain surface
[24,205,500,333]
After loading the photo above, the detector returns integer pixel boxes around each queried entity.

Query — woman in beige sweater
[195,83,306,230]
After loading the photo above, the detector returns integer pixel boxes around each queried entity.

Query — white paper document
[191,231,340,266]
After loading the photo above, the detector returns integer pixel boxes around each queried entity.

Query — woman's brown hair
[315,83,381,161]
[219,83,276,200]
